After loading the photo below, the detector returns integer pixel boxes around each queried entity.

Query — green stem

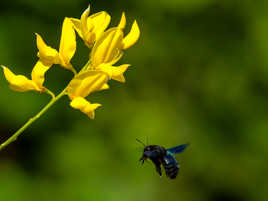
[69,66,77,75]
[45,88,56,99]
[80,60,91,73]
[0,88,67,151]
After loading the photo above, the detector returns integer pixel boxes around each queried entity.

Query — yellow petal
[70,97,101,119]
[82,9,95,47]
[71,17,94,47]
[118,12,126,30]
[107,49,123,65]
[90,11,111,40]
[91,28,123,67]
[31,60,51,90]
[98,63,130,83]
[67,70,109,99]
[36,33,59,65]
[81,6,91,36]
[2,66,40,92]
[59,17,76,68]
[83,23,95,47]
[122,20,140,50]
[110,64,130,83]
[70,18,83,38]
[99,83,109,90]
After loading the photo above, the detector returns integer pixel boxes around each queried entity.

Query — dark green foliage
[0,1,267,201]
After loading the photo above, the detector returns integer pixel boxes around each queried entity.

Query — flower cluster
[2,5,140,119]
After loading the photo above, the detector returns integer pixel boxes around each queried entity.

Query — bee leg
[152,159,162,176]
[155,164,162,177]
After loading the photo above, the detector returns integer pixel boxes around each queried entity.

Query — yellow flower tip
[1,65,10,77]
[70,18,81,30]
[99,83,110,91]
[113,64,130,83]
[2,65,40,92]
[35,33,46,50]
[36,33,59,65]
[81,5,90,20]
[122,20,140,50]
[98,63,130,83]
[35,32,44,49]
[118,12,126,29]
[81,6,90,34]
[70,97,101,119]
[87,103,102,119]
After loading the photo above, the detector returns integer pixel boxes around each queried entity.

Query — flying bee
[137,139,189,179]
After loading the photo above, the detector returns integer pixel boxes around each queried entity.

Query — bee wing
[167,144,189,155]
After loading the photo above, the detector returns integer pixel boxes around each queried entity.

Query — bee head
[136,138,152,165]
[139,146,155,164]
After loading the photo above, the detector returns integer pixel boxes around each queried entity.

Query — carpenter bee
[137,139,189,179]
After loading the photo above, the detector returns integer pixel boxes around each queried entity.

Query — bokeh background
[0,0,267,201]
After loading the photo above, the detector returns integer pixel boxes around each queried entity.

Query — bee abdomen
[164,163,179,179]
[162,155,180,179]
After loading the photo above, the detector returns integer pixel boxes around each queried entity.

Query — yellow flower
[90,12,140,68]
[70,5,111,48]
[98,63,130,83]
[31,61,51,90]
[70,97,101,119]
[67,70,109,100]
[67,70,109,118]
[36,17,76,69]
[2,60,50,92]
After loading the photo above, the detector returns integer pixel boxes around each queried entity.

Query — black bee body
[139,143,189,179]
[161,154,179,179]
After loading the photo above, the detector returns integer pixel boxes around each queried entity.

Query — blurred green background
[0,0,268,201]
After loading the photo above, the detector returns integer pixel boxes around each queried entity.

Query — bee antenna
[136,138,146,147]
